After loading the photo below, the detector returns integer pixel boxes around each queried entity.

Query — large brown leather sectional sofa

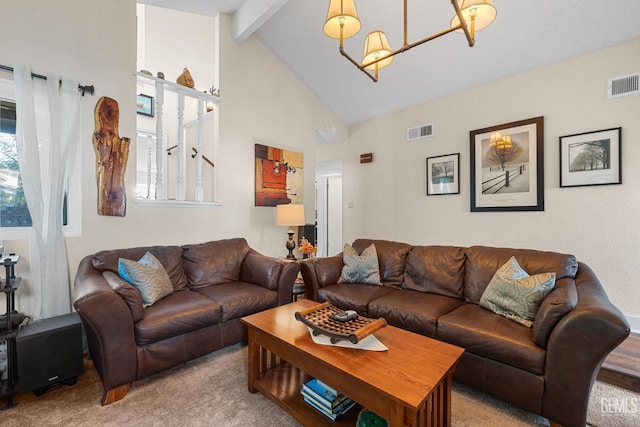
[73,238,299,405]
[300,238,630,427]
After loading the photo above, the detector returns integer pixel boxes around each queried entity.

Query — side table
[280,258,306,301]
[292,275,306,301]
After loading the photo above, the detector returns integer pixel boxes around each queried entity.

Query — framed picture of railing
[426,153,460,195]
[559,127,621,188]
[470,116,544,212]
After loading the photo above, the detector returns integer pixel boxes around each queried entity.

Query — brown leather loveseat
[300,239,630,427]
[73,238,299,405]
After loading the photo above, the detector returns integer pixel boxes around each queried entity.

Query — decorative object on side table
[275,204,305,259]
[299,236,317,259]
[559,127,621,188]
[295,301,386,344]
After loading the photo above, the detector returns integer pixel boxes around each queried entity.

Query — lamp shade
[276,204,306,227]
[451,0,497,32]
[324,0,361,39]
[361,30,394,70]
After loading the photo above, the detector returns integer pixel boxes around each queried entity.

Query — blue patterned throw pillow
[117,251,162,284]
[338,243,381,286]
[479,256,556,327]
[118,252,173,306]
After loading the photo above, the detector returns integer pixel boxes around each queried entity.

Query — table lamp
[276,204,305,259]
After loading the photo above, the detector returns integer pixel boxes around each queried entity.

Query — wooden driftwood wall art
[93,97,130,216]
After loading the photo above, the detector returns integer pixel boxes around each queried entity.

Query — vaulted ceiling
[139,0,640,124]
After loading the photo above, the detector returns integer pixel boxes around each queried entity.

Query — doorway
[316,160,343,257]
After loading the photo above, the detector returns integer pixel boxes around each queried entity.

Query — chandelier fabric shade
[362,31,394,70]
[322,0,497,82]
[450,0,497,36]
[324,0,362,39]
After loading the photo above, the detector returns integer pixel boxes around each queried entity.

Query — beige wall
[0,0,345,316]
[328,39,640,321]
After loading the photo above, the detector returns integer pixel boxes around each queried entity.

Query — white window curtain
[14,65,81,319]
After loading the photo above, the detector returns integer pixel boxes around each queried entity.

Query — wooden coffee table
[241,300,464,426]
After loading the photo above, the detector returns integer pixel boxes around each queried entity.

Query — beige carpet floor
[2,343,638,426]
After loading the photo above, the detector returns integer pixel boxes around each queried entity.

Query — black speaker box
[16,312,84,395]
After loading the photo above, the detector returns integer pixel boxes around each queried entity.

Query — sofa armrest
[300,256,343,301]
[542,262,629,427]
[239,250,300,306]
[73,256,138,393]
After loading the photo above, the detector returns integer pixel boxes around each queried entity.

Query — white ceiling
[142,0,640,124]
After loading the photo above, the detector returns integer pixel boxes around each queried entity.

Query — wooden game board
[294,301,387,344]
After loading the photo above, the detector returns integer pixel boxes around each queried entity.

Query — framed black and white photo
[426,153,460,195]
[470,116,544,212]
[136,94,154,117]
[559,127,621,188]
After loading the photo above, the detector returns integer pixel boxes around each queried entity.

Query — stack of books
[300,378,356,421]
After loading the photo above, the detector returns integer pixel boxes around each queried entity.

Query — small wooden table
[242,300,464,426]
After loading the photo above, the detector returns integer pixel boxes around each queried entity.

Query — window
[0,99,32,227]
[0,77,81,239]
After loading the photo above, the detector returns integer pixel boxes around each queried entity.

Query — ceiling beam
[232,0,288,43]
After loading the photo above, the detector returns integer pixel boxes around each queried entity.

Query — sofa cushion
[479,256,556,327]
[404,245,466,299]
[317,283,396,316]
[352,239,412,286]
[338,243,381,285]
[369,289,464,338]
[464,246,578,304]
[533,278,577,348]
[119,252,174,306]
[438,304,546,375]
[182,238,250,288]
[103,271,145,322]
[134,289,222,345]
[92,245,188,290]
[194,282,278,322]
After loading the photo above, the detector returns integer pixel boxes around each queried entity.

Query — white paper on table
[307,327,388,351]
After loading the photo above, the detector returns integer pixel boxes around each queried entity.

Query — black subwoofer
[16,312,84,395]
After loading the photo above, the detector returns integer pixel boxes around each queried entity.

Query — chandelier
[323,0,497,82]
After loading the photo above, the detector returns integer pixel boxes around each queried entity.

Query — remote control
[330,310,358,322]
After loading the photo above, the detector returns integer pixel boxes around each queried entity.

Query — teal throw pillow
[479,256,556,327]
[118,252,173,306]
[338,243,381,286]
[117,251,161,284]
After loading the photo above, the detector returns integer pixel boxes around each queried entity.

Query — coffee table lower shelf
[254,362,362,426]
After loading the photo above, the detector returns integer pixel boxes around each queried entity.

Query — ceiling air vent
[407,123,434,141]
[608,73,640,99]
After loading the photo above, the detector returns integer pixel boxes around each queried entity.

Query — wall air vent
[608,73,640,99]
[407,123,434,141]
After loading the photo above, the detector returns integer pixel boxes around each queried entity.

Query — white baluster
[146,135,153,199]
[176,92,186,201]
[195,99,204,201]
[154,81,165,200]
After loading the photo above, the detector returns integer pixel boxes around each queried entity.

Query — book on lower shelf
[300,378,356,420]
